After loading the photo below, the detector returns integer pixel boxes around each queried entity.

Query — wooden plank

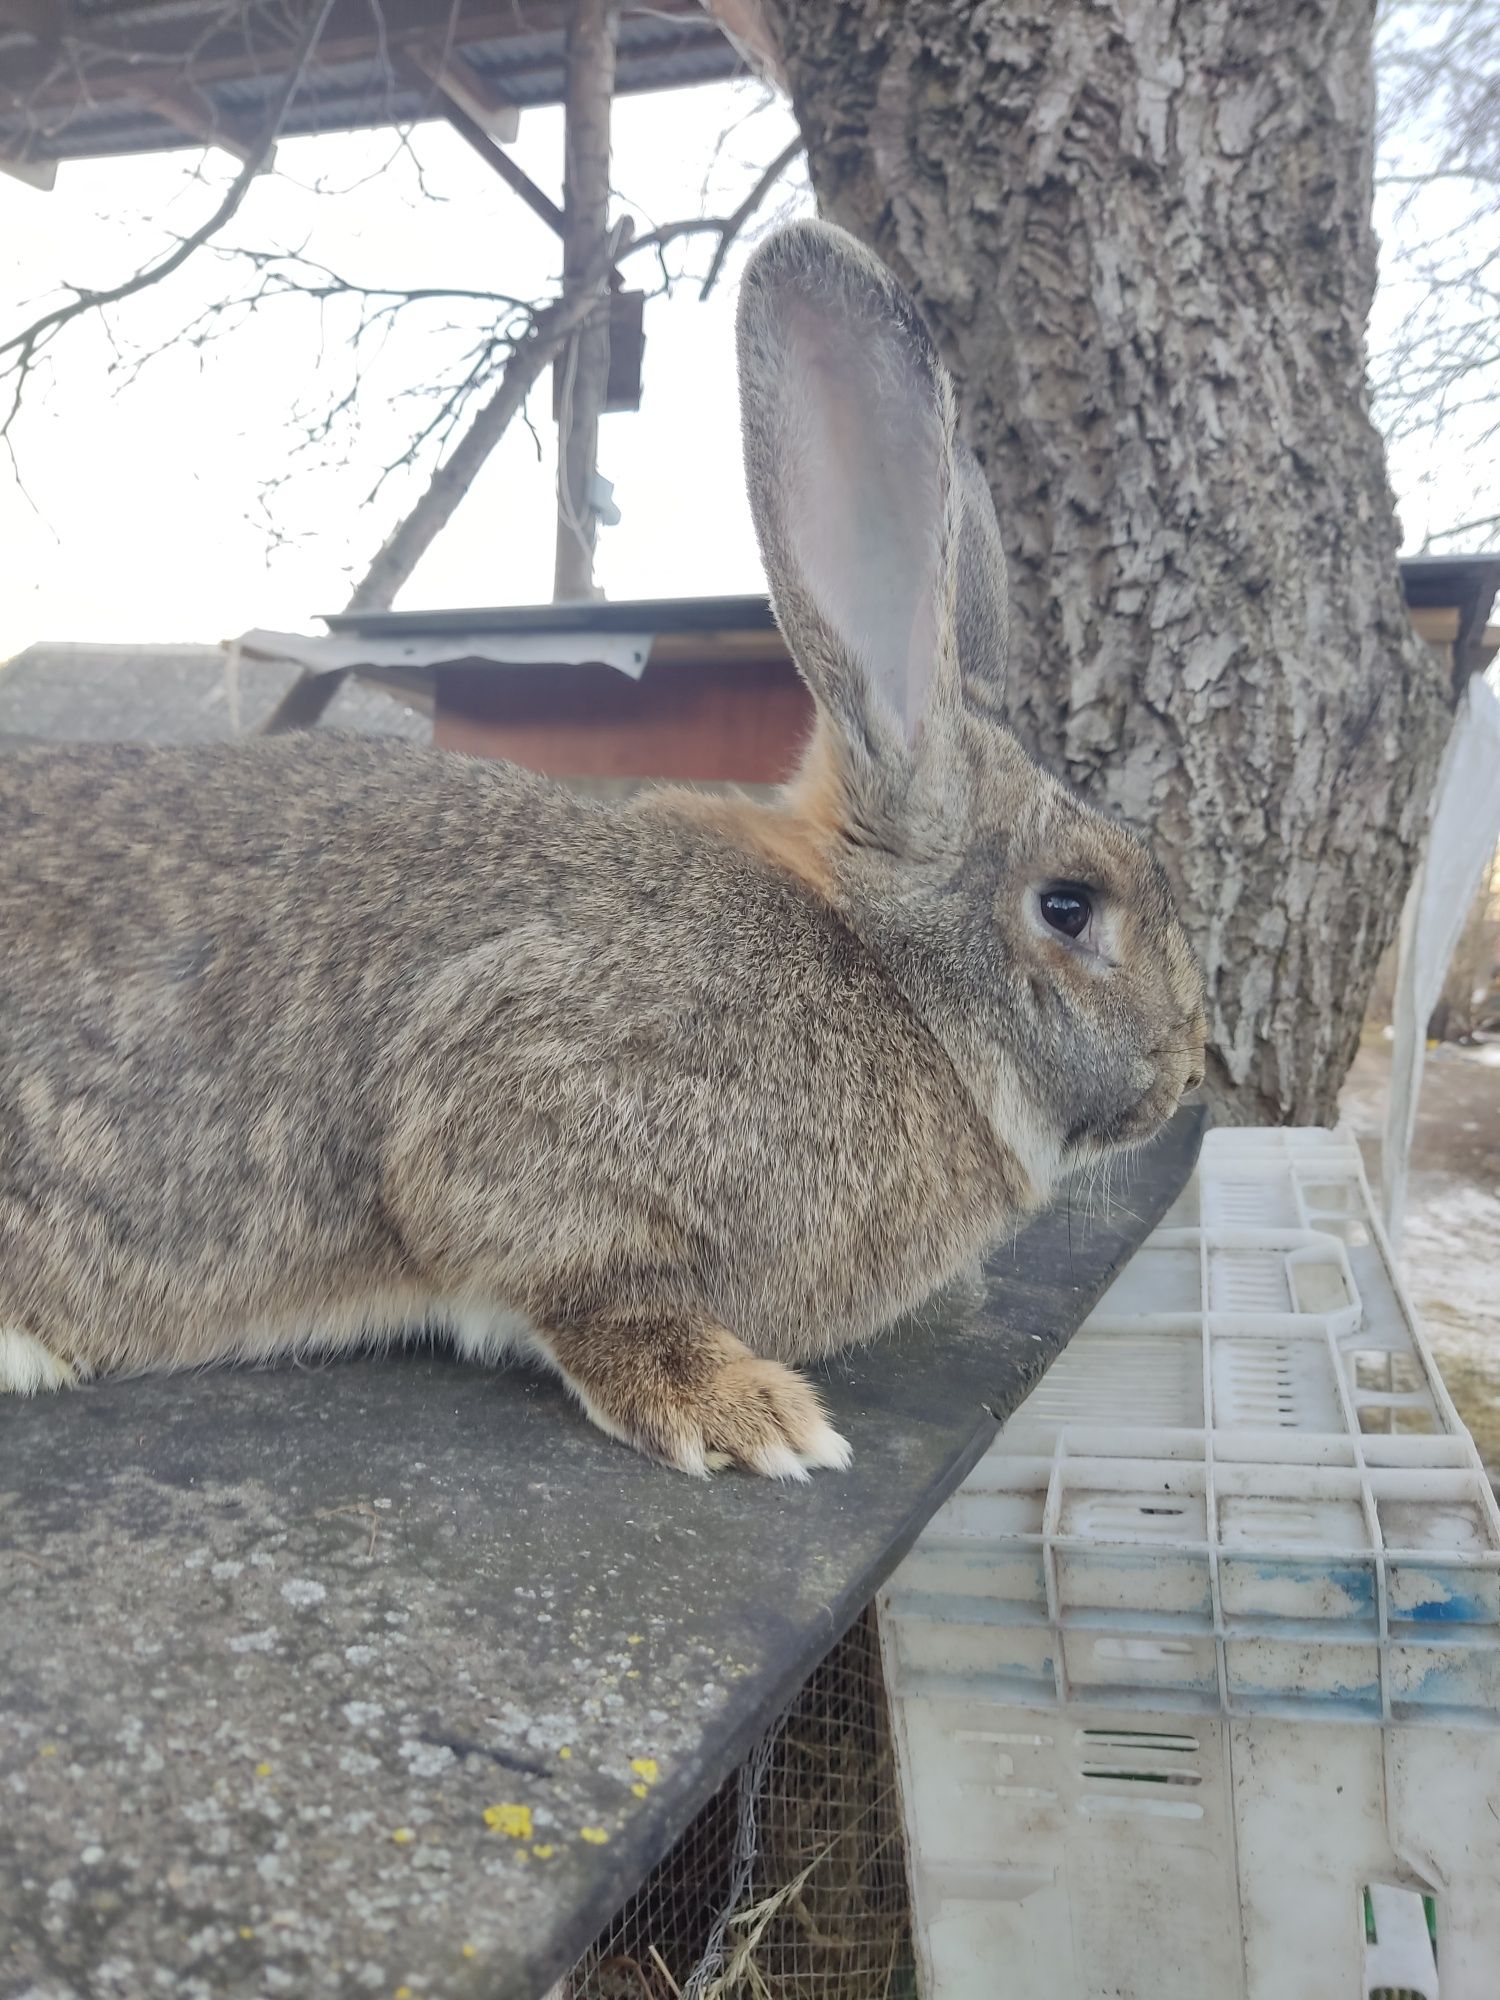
[137,80,263,164]
[433,654,814,783]
[407,42,520,141]
[1411,607,1461,645]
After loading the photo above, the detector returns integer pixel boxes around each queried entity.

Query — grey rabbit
[0,219,1205,1477]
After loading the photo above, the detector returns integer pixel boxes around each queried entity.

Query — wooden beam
[0,150,56,189]
[1411,607,1461,647]
[137,81,263,165]
[553,0,617,602]
[421,85,565,236]
[407,42,519,143]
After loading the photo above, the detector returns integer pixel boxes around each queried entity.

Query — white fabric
[1383,672,1500,1243]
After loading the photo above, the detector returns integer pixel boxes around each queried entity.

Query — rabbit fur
[0,220,1205,1479]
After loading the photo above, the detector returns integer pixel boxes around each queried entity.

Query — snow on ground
[1339,1038,1500,1469]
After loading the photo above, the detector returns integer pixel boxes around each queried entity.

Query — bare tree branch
[622,135,803,298]
[1372,0,1500,546]
[261,224,630,732]
[1422,511,1500,548]
[0,0,337,438]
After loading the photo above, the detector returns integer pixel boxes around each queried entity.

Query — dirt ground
[1337,1036,1500,1469]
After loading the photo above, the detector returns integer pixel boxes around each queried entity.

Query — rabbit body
[0,220,1205,1476]
[1,736,1020,1472]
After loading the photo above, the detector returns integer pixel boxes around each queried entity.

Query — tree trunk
[741,0,1456,1123]
[553,0,617,602]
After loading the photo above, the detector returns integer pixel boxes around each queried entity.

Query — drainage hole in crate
[1363,1884,1438,2000]
[1076,1728,1203,1788]
[1351,1352,1427,1395]
[1079,1765,1202,1786]
[1077,1730,1200,1751]
[1301,1183,1356,1213]
[1290,1261,1353,1315]
[1075,1499,1198,1536]
[1359,1404,1439,1436]
[1211,1253,1290,1310]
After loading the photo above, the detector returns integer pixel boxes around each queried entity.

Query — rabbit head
[738,219,1205,1188]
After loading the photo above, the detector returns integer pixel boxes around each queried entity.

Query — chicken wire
[555,1608,917,2000]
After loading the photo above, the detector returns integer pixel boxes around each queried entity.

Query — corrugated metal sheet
[1,0,743,165]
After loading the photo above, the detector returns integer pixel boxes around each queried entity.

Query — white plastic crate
[1008,1129,1465,1449]
[885,1129,1500,1727]
[885,1695,1496,1999]
[881,1127,1500,1998]
[882,1434,1500,1726]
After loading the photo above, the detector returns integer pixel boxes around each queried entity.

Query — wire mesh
[559,1607,916,2000]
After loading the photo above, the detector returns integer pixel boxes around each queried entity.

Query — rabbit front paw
[539,1317,851,1481]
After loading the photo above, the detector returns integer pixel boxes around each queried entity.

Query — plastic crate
[883,1695,1494,1998]
[1006,1130,1464,1450]
[883,1435,1500,1726]
[880,1128,1499,1997]
[884,1130,1499,1726]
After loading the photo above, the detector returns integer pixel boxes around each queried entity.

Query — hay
[563,1609,916,2000]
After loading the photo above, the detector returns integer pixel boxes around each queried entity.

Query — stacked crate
[880,1129,1500,1999]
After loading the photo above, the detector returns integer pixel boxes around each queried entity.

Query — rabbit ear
[951,439,1010,724]
[737,220,959,762]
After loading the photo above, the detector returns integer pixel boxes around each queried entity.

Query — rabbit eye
[1039,888,1092,939]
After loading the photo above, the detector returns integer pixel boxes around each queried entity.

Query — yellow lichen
[532,1844,555,1860]
[557,1746,572,1760]
[461,1943,477,1959]
[254,1762,272,1778]
[630,1784,648,1800]
[238,1927,254,1940]
[38,1745,57,1758]
[629,1758,659,1785]
[483,1804,532,1839]
[391,1828,413,1845]
[627,1634,644,1646]
[579,1826,609,1845]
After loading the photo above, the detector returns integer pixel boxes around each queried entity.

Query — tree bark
[553,0,618,602]
[735,0,1456,1124]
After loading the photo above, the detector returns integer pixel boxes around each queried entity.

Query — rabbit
[0,218,1205,1479]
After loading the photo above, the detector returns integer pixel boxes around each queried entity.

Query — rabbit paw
[543,1320,852,1481]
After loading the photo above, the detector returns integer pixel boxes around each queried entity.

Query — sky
[0,81,808,660]
[0,71,1491,663]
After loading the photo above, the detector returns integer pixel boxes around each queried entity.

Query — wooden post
[553,0,617,603]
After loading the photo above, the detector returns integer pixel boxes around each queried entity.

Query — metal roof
[325,562,1499,653]
[323,592,779,639]
[1399,554,1500,682]
[1,0,743,168]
